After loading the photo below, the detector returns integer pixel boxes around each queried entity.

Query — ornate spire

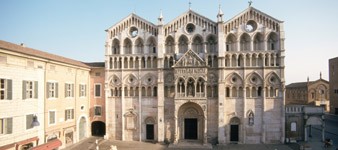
[320,72,322,79]
[189,0,192,10]
[158,9,164,25]
[217,0,224,22]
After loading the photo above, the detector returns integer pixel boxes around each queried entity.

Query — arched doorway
[145,117,155,140]
[177,102,205,142]
[230,117,240,142]
[91,121,106,137]
[79,117,87,140]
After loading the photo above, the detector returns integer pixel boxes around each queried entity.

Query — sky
[1,0,338,84]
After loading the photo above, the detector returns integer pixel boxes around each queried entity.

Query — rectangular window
[49,111,56,125]
[79,84,86,97]
[94,84,101,98]
[65,109,74,121]
[94,106,102,116]
[26,114,34,130]
[47,82,58,98]
[0,79,12,100]
[95,72,101,76]
[65,83,74,98]
[23,81,38,99]
[0,118,13,134]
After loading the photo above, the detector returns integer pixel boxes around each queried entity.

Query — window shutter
[71,109,74,119]
[71,84,74,97]
[55,83,58,98]
[22,81,27,100]
[26,115,33,129]
[7,79,12,100]
[34,81,38,99]
[65,83,67,98]
[46,82,50,98]
[79,85,81,97]
[65,110,67,121]
[7,118,13,134]
[84,85,87,96]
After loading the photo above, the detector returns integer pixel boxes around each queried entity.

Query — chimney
[20,43,25,47]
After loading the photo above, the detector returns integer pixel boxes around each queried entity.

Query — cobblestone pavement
[63,136,299,150]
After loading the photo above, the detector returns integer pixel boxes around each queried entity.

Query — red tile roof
[0,40,89,68]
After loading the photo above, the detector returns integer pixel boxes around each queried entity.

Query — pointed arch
[165,35,175,54]
[111,38,120,54]
[178,35,189,53]
[253,32,264,51]
[206,34,217,53]
[266,32,279,50]
[225,72,244,86]
[123,38,132,54]
[146,36,157,54]
[135,37,144,54]
[240,33,251,51]
[192,34,203,53]
[226,33,237,51]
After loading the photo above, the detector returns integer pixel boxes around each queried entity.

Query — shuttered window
[26,114,34,129]
[79,84,86,97]
[65,109,74,121]
[65,83,74,98]
[23,81,38,99]
[0,118,13,134]
[47,82,58,98]
[0,79,12,100]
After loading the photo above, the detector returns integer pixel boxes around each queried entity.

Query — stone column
[204,116,208,144]
[174,115,178,144]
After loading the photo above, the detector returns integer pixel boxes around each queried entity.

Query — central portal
[184,118,198,139]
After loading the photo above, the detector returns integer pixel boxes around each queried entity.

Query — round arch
[177,102,205,141]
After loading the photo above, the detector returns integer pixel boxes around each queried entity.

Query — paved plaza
[62,136,308,150]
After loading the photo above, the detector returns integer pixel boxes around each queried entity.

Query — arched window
[226,87,230,97]
[226,34,236,51]
[124,38,132,54]
[267,32,278,50]
[253,33,264,50]
[192,36,203,53]
[135,38,144,54]
[165,36,175,54]
[112,39,120,54]
[240,33,251,51]
[178,35,188,53]
[147,37,157,54]
[207,35,217,53]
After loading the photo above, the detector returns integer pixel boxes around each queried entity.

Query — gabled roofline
[164,9,216,28]
[0,40,90,69]
[106,13,157,31]
[224,6,283,24]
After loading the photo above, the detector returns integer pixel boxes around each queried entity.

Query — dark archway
[91,121,106,137]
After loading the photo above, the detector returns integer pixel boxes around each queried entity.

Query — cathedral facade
[104,5,285,145]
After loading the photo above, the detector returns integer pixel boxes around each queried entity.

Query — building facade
[285,75,330,111]
[329,57,338,114]
[0,41,91,150]
[86,63,106,137]
[0,42,45,150]
[105,6,285,145]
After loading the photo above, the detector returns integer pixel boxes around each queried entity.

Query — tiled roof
[85,62,105,68]
[286,82,309,88]
[0,40,89,68]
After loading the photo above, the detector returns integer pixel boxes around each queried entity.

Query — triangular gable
[164,10,216,33]
[107,13,157,37]
[173,49,206,67]
[224,6,283,33]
